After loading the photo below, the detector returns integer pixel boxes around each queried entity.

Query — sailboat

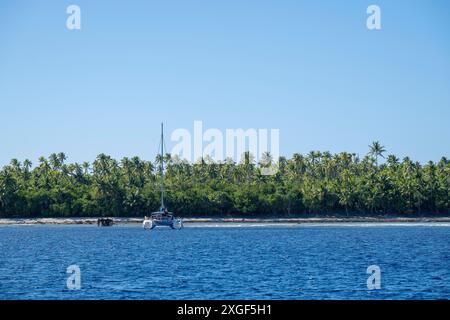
[143,123,183,230]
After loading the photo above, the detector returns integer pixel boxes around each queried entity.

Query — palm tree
[308,151,322,165]
[259,151,273,167]
[57,152,67,166]
[240,151,255,165]
[23,159,32,172]
[82,162,90,174]
[369,141,386,166]
[49,153,60,170]
[386,154,399,167]
[10,159,21,172]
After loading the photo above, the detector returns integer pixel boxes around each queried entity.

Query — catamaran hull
[143,218,183,230]
[143,219,153,229]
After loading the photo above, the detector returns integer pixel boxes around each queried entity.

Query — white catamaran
[143,123,183,230]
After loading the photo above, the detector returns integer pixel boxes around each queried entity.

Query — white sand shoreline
[1,217,450,225]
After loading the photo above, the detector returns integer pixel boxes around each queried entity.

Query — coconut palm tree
[387,154,398,165]
[23,159,32,172]
[369,141,386,166]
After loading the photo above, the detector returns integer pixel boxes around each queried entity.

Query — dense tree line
[0,142,449,217]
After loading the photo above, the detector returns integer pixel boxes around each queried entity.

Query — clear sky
[1,0,449,166]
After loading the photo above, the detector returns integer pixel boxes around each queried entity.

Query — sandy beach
[1,216,450,225]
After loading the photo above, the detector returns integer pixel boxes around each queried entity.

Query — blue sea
[0,223,449,300]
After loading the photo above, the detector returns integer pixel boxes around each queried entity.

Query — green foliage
[0,148,449,217]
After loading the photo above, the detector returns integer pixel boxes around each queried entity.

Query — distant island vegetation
[0,142,448,218]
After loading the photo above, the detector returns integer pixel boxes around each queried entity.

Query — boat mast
[160,122,165,210]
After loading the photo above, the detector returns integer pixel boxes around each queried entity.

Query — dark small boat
[97,218,114,227]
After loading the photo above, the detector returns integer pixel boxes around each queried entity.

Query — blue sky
[0,0,449,166]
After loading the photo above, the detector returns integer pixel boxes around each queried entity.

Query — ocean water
[0,223,449,300]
